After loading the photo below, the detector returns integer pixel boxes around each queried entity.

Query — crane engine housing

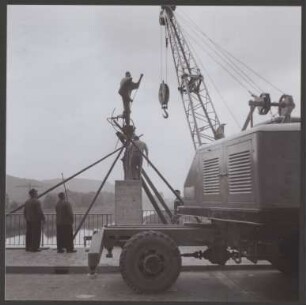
[180,122,300,272]
[183,122,300,215]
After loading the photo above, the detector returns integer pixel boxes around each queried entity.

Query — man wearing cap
[55,192,76,253]
[23,188,45,252]
[129,136,149,180]
[118,71,143,125]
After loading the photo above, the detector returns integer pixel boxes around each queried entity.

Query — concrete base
[115,180,142,225]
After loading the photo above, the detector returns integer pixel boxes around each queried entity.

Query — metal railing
[5,212,113,248]
[6,210,208,247]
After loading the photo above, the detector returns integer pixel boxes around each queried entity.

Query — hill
[5,175,173,212]
[5,175,113,205]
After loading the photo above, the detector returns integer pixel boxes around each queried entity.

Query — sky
[6,5,301,198]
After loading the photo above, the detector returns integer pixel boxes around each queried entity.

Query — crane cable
[176,13,261,95]
[165,27,168,83]
[182,23,241,129]
[178,11,284,95]
[159,20,169,118]
[180,17,281,122]
[160,24,169,83]
[178,12,263,94]
[182,24,255,95]
[160,24,163,82]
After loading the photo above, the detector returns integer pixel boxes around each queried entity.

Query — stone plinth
[115,180,142,225]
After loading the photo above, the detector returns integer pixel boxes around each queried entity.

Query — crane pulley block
[159,81,170,118]
[248,93,271,115]
[159,5,176,25]
[258,93,271,115]
[159,12,166,26]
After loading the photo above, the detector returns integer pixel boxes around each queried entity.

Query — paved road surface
[6,269,299,302]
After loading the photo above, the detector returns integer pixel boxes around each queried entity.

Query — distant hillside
[42,177,114,194]
[6,175,114,204]
[6,175,173,212]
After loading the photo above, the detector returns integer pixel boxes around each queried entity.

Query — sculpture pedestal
[115,180,142,225]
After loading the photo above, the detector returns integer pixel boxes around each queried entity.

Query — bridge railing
[5,212,114,247]
[6,210,207,247]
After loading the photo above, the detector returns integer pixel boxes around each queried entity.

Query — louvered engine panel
[228,150,252,194]
[203,157,220,195]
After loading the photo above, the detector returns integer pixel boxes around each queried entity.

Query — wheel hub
[142,254,163,275]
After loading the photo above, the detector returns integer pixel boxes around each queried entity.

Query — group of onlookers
[23,188,76,253]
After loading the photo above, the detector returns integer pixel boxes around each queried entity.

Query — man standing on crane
[129,135,149,180]
[118,71,143,126]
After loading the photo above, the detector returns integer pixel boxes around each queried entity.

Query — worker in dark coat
[23,188,45,252]
[129,136,149,180]
[118,71,143,126]
[55,192,76,253]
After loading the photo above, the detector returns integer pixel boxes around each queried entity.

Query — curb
[6,264,273,274]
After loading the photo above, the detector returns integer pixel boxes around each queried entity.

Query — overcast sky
[7,5,301,198]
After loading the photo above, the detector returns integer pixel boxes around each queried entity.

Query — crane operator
[118,71,143,126]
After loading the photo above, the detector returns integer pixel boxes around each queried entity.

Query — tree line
[5,190,115,213]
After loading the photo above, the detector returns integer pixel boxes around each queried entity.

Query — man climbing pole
[118,71,143,126]
[129,135,149,180]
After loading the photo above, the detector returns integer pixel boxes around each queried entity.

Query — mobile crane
[86,6,300,293]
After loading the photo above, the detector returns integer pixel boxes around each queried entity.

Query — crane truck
[87,6,301,293]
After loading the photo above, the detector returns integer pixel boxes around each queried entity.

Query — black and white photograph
[3,2,303,303]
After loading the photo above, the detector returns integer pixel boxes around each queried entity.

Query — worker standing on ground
[129,135,149,180]
[55,192,76,253]
[118,71,143,126]
[23,188,45,252]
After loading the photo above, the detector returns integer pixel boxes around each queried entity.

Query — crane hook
[162,108,169,119]
[159,81,170,119]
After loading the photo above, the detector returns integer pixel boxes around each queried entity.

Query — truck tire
[119,230,181,293]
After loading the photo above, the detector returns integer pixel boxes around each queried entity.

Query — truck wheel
[119,230,181,293]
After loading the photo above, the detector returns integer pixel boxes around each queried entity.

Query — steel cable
[178,11,284,95]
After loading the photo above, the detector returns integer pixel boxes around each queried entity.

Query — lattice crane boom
[160,5,224,149]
